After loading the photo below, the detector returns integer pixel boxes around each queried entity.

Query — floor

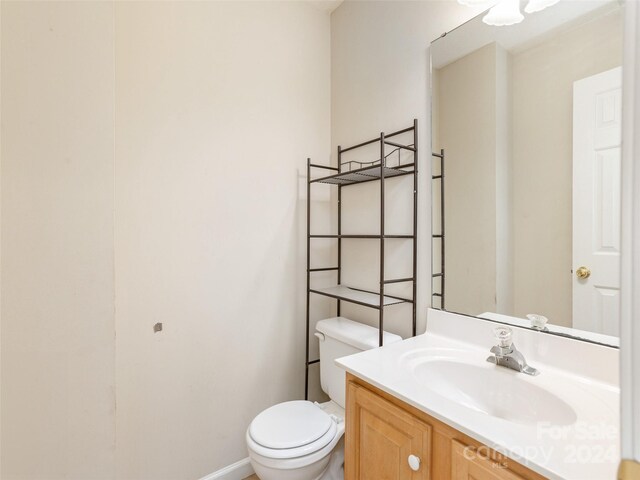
[243,476,259,480]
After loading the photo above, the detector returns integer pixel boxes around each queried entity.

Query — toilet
[246,317,402,480]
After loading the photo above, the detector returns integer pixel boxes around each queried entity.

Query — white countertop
[335,309,620,480]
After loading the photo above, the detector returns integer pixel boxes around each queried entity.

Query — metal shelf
[310,234,414,239]
[311,164,415,186]
[305,120,419,400]
[310,285,410,309]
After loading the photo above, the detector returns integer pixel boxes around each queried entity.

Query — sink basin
[412,360,577,426]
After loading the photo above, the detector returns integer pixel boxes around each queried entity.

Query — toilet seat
[247,401,340,460]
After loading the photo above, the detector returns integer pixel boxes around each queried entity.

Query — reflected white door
[572,67,622,336]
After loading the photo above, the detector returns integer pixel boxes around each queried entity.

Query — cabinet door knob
[408,454,421,471]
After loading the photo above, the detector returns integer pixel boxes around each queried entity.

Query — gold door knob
[576,266,591,279]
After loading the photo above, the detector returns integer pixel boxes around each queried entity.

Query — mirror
[430,0,623,346]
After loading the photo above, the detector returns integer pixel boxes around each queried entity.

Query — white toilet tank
[315,317,402,408]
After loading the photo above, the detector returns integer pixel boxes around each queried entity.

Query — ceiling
[431,0,619,69]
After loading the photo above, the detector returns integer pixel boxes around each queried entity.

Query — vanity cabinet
[345,374,545,480]
[346,381,431,479]
[451,441,526,480]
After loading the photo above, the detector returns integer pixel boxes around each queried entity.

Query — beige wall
[434,43,501,316]
[1,1,330,479]
[495,45,513,315]
[433,43,513,317]
[331,0,481,335]
[511,8,623,326]
[1,2,117,478]
[113,2,330,478]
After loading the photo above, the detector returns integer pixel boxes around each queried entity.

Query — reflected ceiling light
[482,0,524,26]
[524,0,561,13]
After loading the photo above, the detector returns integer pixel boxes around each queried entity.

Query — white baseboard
[199,457,254,480]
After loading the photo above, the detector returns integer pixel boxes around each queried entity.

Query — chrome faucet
[486,326,539,376]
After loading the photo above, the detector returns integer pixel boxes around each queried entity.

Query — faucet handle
[493,326,513,348]
[527,314,548,331]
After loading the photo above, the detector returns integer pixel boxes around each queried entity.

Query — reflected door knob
[576,266,591,279]
[408,454,421,471]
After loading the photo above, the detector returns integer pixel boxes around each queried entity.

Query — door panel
[451,440,525,480]
[573,67,622,335]
[346,382,431,480]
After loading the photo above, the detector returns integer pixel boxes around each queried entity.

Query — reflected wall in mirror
[431,0,623,345]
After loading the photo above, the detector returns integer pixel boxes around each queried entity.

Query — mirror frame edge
[620,0,640,467]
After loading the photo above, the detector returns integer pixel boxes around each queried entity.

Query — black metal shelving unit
[305,120,419,399]
[431,149,445,310]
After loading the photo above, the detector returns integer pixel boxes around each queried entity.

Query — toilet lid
[249,401,333,450]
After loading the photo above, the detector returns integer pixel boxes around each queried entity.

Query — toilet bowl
[246,317,402,480]
[246,400,344,480]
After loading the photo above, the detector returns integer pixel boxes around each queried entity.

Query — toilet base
[250,439,344,480]
[319,439,344,480]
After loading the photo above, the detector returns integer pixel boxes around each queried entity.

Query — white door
[573,67,622,336]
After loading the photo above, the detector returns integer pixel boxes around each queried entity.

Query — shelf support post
[379,132,385,347]
[337,145,342,317]
[412,119,418,336]
[305,158,311,400]
[440,149,445,310]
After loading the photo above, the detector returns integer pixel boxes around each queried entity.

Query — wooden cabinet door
[346,382,431,480]
[451,440,526,480]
